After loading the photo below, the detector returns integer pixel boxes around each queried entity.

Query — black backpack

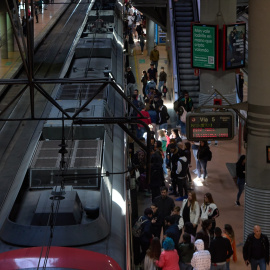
[207,149,212,161]
[132,216,147,237]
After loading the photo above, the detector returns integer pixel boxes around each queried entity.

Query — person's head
[171,128,180,138]
[184,142,191,151]
[201,219,212,231]
[150,63,154,68]
[158,129,166,138]
[237,154,246,165]
[224,224,235,240]
[139,137,146,145]
[194,239,204,251]
[156,140,162,150]
[144,207,153,218]
[133,89,139,96]
[204,192,214,204]
[150,137,156,146]
[140,103,146,110]
[169,143,177,153]
[161,67,164,71]
[214,227,222,237]
[147,237,161,259]
[164,215,174,226]
[162,237,174,251]
[188,191,197,209]
[150,203,158,214]
[160,186,168,198]
[172,206,180,215]
[183,90,189,99]
[200,140,207,147]
[182,232,191,243]
[154,45,157,50]
[127,66,131,72]
[254,225,262,239]
[142,70,146,75]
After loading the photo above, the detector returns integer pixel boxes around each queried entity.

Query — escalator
[173,0,200,107]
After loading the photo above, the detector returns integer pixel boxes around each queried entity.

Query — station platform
[0,3,249,268]
[129,37,247,270]
[0,0,69,82]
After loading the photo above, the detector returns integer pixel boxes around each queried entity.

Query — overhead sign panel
[192,24,219,70]
[186,112,234,141]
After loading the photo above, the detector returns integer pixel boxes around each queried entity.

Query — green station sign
[192,24,218,70]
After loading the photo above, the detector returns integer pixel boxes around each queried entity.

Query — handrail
[169,0,180,100]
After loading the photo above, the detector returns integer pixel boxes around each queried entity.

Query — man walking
[209,227,233,270]
[158,67,167,93]
[150,46,160,69]
[243,225,269,270]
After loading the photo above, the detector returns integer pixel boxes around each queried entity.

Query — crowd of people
[133,187,241,270]
[123,2,267,270]
[134,187,269,270]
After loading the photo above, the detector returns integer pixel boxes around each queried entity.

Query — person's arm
[226,238,233,259]
[155,252,165,268]
[176,160,182,174]
[193,201,200,226]
[178,216,184,230]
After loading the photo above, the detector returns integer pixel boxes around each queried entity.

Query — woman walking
[144,237,161,270]
[197,140,211,180]
[235,154,246,206]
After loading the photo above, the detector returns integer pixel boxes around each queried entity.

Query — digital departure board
[186,112,234,141]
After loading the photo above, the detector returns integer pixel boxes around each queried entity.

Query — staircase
[173,0,200,107]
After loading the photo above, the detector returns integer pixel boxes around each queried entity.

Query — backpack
[207,149,212,161]
[132,216,147,237]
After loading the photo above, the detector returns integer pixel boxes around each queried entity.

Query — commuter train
[0,1,132,269]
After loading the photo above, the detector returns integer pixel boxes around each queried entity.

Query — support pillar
[199,0,237,105]
[146,18,155,56]
[7,11,14,52]
[244,0,270,240]
[0,11,8,59]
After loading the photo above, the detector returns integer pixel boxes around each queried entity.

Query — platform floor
[129,37,249,270]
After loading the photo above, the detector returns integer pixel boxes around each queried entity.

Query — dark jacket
[196,229,210,250]
[178,242,195,263]
[243,233,269,264]
[209,236,233,263]
[156,105,170,125]
[153,196,175,220]
[165,224,181,248]
[197,145,211,160]
[140,215,153,244]
[151,210,163,238]
[126,70,135,84]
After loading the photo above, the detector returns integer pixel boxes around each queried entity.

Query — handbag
[180,106,187,123]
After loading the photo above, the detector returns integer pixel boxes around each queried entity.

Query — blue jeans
[159,123,168,130]
[250,258,266,270]
[192,149,199,174]
[152,60,158,69]
[226,261,230,270]
[180,120,186,136]
[158,81,164,92]
[179,262,192,270]
[236,178,245,202]
[198,159,208,179]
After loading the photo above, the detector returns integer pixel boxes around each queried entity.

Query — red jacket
[137,110,151,127]
[155,250,180,270]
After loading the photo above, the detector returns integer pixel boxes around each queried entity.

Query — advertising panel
[192,24,218,70]
[223,23,246,70]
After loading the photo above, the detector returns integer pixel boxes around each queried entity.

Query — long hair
[204,192,214,204]
[236,155,246,166]
[189,191,197,211]
[147,237,161,259]
[224,224,235,241]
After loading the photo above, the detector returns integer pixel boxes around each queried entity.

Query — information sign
[192,24,218,70]
[186,112,234,141]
